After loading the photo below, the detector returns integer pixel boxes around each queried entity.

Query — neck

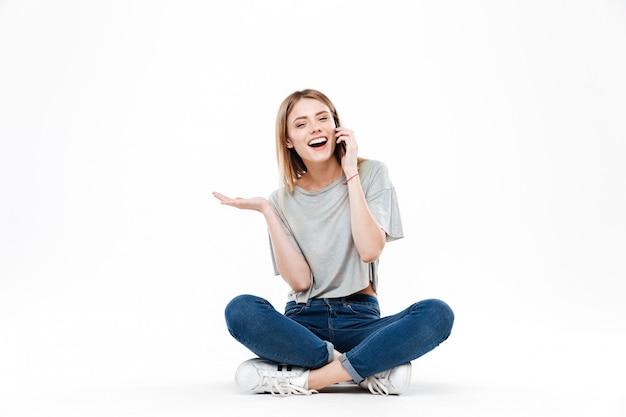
[298,161,343,191]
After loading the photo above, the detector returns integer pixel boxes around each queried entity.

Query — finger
[213,192,235,204]
[335,128,354,141]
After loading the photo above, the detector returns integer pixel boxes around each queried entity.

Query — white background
[1,1,625,416]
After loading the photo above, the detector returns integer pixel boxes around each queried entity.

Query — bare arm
[212,192,312,292]
[345,178,386,263]
[336,128,386,263]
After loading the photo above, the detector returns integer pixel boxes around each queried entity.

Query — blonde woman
[213,89,453,396]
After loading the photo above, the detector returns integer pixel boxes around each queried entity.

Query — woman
[213,89,454,396]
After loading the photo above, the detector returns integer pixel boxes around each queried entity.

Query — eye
[296,122,306,128]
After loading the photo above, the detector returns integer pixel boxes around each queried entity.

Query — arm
[345,177,386,263]
[336,128,386,263]
[212,192,312,292]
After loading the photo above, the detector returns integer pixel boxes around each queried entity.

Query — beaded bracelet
[343,173,360,185]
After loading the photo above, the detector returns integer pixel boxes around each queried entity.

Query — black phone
[335,118,346,154]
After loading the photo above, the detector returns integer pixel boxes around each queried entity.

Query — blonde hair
[275,89,364,195]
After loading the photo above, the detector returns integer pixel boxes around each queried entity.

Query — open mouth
[308,137,328,148]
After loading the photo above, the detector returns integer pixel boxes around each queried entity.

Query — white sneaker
[235,358,317,397]
[359,362,412,395]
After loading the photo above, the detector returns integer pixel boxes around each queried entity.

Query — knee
[224,294,261,329]
[421,298,455,338]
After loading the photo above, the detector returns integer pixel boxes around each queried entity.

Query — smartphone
[335,118,346,155]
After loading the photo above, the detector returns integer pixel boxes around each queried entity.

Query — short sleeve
[361,160,404,242]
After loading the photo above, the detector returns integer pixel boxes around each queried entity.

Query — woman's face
[286,98,337,163]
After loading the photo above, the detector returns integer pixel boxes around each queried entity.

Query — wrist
[259,199,274,215]
[343,172,360,185]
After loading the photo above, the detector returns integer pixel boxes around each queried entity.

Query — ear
[286,139,294,148]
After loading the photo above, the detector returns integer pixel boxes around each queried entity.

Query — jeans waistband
[304,293,378,306]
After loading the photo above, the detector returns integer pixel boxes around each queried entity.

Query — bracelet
[343,173,360,185]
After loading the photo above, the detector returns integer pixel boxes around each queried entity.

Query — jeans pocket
[345,301,380,318]
[284,302,307,317]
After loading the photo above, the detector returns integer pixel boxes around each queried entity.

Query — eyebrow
[292,110,331,123]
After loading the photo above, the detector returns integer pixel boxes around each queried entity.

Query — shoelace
[260,376,318,397]
[363,370,392,396]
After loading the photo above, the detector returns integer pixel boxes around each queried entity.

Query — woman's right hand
[212,191,270,213]
[213,190,311,291]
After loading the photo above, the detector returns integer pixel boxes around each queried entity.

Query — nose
[310,120,322,133]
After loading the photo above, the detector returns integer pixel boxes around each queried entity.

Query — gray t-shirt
[268,159,404,303]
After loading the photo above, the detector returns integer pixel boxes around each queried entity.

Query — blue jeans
[224,293,454,384]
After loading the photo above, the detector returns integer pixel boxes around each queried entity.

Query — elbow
[291,283,310,293]
[284,271,311,293]
[357,229,386,264]
[290,278,311,293]
[360,247,383,264]
[277,261,311,293]
[361,253,380,264]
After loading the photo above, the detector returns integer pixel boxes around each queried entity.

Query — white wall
[1,0,625,407]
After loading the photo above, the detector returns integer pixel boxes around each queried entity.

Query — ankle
[308,360,352,391]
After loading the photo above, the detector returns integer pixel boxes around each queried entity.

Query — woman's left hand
[335,127,358,175]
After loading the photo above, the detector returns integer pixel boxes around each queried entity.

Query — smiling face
[286,98,337,164]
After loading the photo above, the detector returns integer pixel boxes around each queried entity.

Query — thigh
[226,295,331,369]
[342,299,454,377]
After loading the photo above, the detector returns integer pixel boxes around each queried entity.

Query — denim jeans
[224,293,454,384]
